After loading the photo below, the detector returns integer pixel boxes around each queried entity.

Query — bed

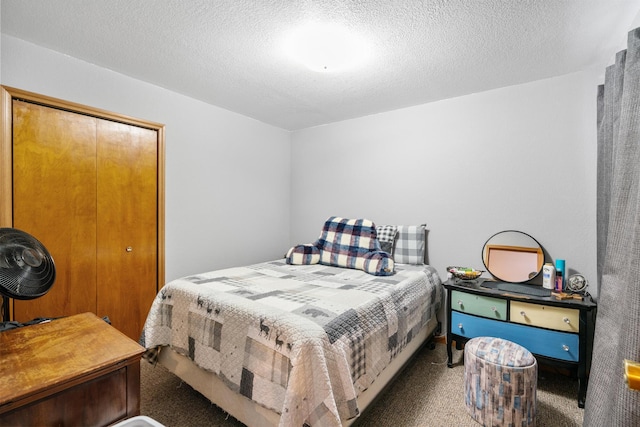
[141,220,443,427]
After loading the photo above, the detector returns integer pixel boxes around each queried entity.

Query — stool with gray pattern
[464,336,537,426]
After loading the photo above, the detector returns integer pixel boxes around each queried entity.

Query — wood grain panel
[12,100,98,320]
[0,313,144,426]
[2,86,165,340]
[0,368,128,426]
[96,119,158,341]
[0,89,13,228]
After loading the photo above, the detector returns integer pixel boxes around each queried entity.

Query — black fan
[0,228,56,322]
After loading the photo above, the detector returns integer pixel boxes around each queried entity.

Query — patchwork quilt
[141,259,442,427]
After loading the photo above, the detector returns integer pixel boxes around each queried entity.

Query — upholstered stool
[464,336,537,426]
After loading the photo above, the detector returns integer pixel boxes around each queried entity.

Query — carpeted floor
[140,342,584,426]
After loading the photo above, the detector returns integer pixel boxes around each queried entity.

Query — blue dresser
[444,280,597,408]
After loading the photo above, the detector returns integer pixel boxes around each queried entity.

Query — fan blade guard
[0,228,56,300]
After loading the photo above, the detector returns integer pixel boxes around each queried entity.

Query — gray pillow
[375,225,398,255]
[393,224,426,265]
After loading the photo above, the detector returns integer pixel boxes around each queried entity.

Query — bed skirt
[155,315,439,426]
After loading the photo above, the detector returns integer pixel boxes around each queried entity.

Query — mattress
[141,259,442,427]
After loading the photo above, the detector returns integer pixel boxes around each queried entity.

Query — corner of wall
[633,8,640,29]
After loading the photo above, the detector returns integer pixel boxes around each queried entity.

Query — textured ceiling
[2,1,640,130]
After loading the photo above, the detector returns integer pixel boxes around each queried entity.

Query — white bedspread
[141,260,441,426]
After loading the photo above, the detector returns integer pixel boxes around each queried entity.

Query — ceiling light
[284,23,370,72]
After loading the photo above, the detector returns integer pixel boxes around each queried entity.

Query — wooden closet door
[12,100,98,321]
[96,120,158,341]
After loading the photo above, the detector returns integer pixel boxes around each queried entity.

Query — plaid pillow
[317,216,380,265]
[394,224,427,265]
[287,216,395,276]
[376,225,398,255]
[286,244,320,265]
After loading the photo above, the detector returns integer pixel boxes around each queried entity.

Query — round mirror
[482,230,544,283]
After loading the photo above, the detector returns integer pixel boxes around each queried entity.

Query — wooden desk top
[0,312,144,409]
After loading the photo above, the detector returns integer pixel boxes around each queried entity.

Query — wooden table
[0,312,145,426]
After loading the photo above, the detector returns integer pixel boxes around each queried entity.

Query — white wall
[1,35,292,282]
[633,8,640,32]
[290,69,601,296]
[0,7,3,83]
[3,29,618,298]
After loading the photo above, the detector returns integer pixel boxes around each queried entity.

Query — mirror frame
[482,230,544,283]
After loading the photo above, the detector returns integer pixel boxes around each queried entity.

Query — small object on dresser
[542,263,556,290]
[566,274,588,294]
[555,269,564,292]
[447,266,484,280]
[551,291,582,300]
[555,259,566,289]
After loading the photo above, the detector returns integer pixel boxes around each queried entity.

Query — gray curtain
[584,27,640,426]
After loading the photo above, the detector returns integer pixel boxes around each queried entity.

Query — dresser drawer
[510,301,579,332]
[451,290,506,320]
[452,311,579,362]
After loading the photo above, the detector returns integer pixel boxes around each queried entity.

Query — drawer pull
[520,311,526,317]
[491,306,497,312]
[458,323,463,330]
[563,317,571,324]
[457,300,463,306]
[562,344,570,352]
